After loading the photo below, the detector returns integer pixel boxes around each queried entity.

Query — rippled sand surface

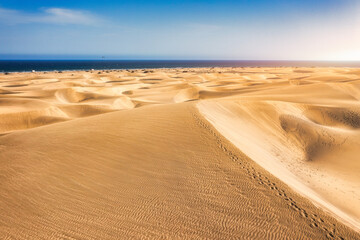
[0,68,359,239]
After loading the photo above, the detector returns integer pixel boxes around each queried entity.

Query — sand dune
[0,68,359,239]
[0,98,69,132]
[173,86,199,102]
[198,100,360,230]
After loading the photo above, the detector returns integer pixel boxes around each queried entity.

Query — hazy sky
[0,0,359,60]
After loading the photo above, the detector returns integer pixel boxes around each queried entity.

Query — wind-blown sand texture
[0,68,359,239]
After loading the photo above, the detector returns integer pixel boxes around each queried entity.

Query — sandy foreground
[0,67,359,239]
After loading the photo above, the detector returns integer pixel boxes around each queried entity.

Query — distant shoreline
[1,60,360,73]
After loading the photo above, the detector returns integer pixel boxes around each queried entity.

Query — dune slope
[198,100,360,230]
[0,103,358,239]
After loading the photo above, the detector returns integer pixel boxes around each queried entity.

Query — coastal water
[1,60,360,72]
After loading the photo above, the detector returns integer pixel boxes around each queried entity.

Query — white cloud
[0,7,100,26]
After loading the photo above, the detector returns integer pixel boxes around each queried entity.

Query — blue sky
[0,0,359,60]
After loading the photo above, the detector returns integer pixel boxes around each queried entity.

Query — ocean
[0,60,360,72]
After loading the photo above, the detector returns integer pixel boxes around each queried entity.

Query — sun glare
[328,50,360,61]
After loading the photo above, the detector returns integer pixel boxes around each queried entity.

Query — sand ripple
[0,68,359,238]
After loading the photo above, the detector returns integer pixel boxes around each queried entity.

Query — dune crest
[0,68,359,238]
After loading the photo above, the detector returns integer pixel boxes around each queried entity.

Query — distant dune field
[0,68,359,239]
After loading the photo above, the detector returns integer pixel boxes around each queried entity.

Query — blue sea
[0,60,360,72]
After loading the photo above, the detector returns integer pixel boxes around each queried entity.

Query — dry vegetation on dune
[0,67,360,239]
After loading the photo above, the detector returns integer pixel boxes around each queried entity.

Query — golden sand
[0,68,359,239]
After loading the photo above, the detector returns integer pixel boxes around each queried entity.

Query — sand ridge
[0,67,360,239]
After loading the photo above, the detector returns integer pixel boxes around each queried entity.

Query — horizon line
[1,59,360,62]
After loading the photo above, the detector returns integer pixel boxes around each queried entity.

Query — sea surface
[1,60,360,72]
